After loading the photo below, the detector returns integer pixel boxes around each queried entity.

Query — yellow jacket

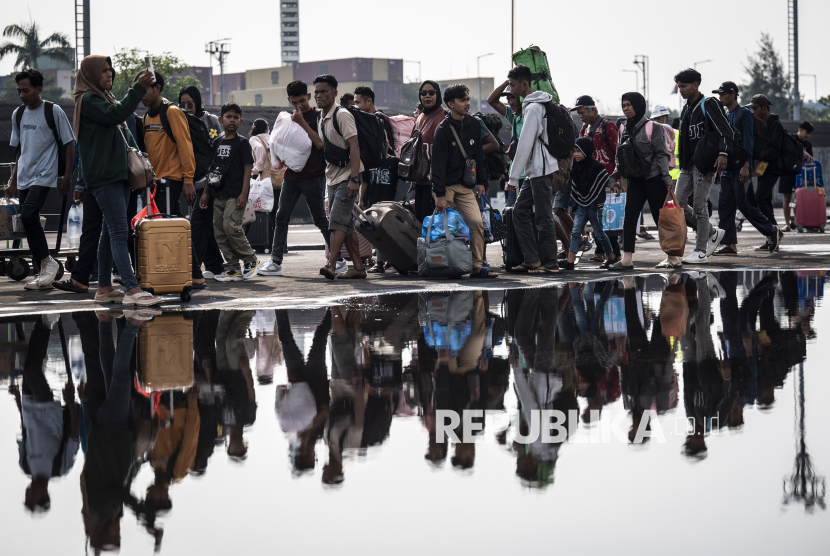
[149,401,200,481]
[143,101,196,185]
[670,129,680,181]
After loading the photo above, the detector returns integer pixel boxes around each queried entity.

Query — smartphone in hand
[144,56,156,83]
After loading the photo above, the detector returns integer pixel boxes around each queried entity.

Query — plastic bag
[67,203,83,249]
[421,209,471,241]
[131,188,159,229]
[270,112,312,172]
[248,177,274,212]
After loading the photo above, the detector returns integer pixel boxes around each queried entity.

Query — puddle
[1,270,828,555]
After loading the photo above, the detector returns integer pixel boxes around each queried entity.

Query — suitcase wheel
[735,222,742,232]
[181,288,192,302]
[65,256,76,272]
[7,258,29,281]
[820,225,826,233]
[797,226,804,233]
[55,260,64,281]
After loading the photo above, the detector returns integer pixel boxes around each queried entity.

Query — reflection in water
[0,270,827,553]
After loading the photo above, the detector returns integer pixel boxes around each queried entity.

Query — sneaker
[705,228,726,257]
[24,278,52,290]
[335,259,348,275]
[713,245,738,256]
[320,264,336,280]
[337,268,367,279]
[755,240,772,251]
[708,273,726,299]
[768,226,784,253]
[25,259,59,290]
[242,260,260,279]
[368,262,386,274]
[202,270,216,280]
[682,250,708,264]
[215,269,242,282]
[259,260,283,276]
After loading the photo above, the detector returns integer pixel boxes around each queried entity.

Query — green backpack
[511,45,560,102]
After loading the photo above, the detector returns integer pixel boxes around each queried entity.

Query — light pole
[693,59,713,69]
[206,39,232,105]
[633,55,649,109]
[477,53,494,112]
[405,60,421,84]
[800,74,820,113]
[622,69,638,92]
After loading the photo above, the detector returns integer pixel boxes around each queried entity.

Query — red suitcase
[795,185,827,232]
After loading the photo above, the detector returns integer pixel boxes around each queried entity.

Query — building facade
[281,1,300,66]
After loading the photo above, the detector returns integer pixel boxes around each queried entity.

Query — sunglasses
[179,101,195,109]
[419,90,437,97]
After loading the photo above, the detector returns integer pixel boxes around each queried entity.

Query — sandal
[123,290,163,307]
[559,261,575,271]
[654,259,683,269]
[470,268,499,279]
[94,289,126,304]
[606,261,634,271]
[368,263,386,274]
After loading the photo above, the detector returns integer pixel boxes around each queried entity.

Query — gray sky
[3,0,827,113]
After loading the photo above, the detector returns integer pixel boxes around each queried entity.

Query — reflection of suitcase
[795,185,827,231]
[501,207,537,271]
[324,197,373,262]
[354,202,420,275]
[135,186,193,301]
[138,314,194,392]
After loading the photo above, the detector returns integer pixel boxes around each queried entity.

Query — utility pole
[633,55,649,109]
[206,39,231,105]
[789,0,801,119]
[511,0,514,59]
[477,53,494,112]
[74,0,90,70]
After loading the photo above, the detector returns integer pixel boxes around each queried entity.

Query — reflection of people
[10,316,80,512]
[216,311,258,458]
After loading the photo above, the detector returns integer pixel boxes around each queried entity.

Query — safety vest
[669,128,680,181]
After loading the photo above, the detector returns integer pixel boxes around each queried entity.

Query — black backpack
[616,123,651,180]
[146,101,213,182]
[15,101,69,177]
[780,132,804,176]
[542,100,576,160]
[735,107,769,161]
[474,112,509,179]
[340,105,386,169]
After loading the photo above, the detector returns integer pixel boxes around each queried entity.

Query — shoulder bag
[417,210,473,278]
[119,126,155,191]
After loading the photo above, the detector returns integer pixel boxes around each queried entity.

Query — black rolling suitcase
[246,211,273,253]
[354,202,420,275]
[501,207,538,271]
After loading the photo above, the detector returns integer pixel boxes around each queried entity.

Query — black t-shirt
[211,135,254,198]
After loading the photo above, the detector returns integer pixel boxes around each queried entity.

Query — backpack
[616,122,651,179]
[255,135,285,187]
[735,106,769,161]
[780,132,805,176]
[146,101,212,182]
[644,121,677,170]
[694,96,744,173]
[474,112,509,180]
[15,101,70,177]
[339,105,386,169]
[399,110,443,182]
[541,100,576,160]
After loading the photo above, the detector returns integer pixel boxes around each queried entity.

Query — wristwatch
[349,176,361,184]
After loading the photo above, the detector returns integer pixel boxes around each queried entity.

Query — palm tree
[0,21,74,69]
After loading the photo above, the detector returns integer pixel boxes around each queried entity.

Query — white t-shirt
[10,102,75,189]
[18,396,80,478]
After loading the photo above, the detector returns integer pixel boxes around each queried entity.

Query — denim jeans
[91,181,138,290]
[17,186,52,263]
[96,319,138,427]
[675,167,715,252]
[569,204,614,255]
[513,175,558,269]
[505,179,522,208]
[270,176,330,265]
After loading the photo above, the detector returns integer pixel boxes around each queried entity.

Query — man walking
[431,84,498,279]
[260,80,343,277]
[712,82,781,255]
[674,68,730,264]
[746,94,785,246]
[505,65,572,275]
[7,68,76,290]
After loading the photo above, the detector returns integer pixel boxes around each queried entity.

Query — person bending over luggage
[137,71,205,288]
[505,65,567,275]
[430,84,497,279]
[777,120,814,231]
[7,68,76,291]
[199,102,260,281]
[314,74,367,280]
[260,80,340,277]
[561,139,617,270]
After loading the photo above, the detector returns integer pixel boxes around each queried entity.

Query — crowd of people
[5,60,819,298]
[3,268,816,550]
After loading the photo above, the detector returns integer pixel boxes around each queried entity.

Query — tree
[110,48,202,101]
[1,73,66,102]
[741,32,790,116]
[0,22,73,69]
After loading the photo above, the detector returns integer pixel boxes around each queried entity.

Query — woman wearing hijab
[178,85,223,139]
[607,92,676,270]
[412,80,446,223]
[73,55,162,306]
[561,137,617,270]
[249,118,271,179]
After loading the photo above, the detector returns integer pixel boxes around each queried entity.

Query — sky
[1,0,828,114]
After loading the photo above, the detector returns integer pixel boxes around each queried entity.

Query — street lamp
[477,53,494,112]
[405,60,421,84]
[206,39,232,104]
[622,69,638,92]
[800,74,820,109]
[694,59,713,69]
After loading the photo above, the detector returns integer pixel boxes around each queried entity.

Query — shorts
[778,176,796,195]
[327,179,356,234]
[554,180,572,210]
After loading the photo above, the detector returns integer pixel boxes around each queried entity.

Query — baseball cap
[570,95,596,111]
[712,81,739,95]
[499,85,516,98]
[746,94,772,108]
[650,105,670,118]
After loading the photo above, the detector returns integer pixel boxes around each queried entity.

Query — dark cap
[712,81,739,95]
[746,94,772,108]
[499,85,517,98]
[570,95,596,112]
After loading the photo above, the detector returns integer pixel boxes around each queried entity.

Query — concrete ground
[0,209,826,316]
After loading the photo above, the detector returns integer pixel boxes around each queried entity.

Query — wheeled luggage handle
[352,204,376,231]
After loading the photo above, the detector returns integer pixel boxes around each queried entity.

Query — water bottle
[67,203,82,249]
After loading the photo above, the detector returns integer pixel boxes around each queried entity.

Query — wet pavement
[1,270,828,555]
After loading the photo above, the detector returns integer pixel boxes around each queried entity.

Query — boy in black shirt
[199,103,259,281]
